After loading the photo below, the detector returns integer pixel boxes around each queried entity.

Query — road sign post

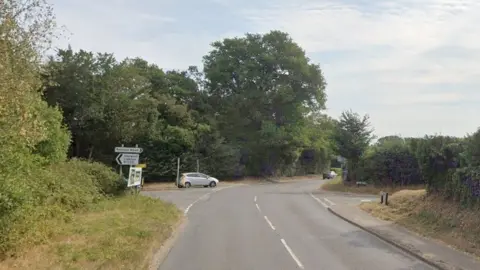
[115,145,143,190]
[176,158,180,187]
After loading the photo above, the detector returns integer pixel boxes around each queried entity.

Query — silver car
[179,172,219,188]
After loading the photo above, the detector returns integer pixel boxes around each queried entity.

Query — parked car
[323,170,338,179]
[179,172,219,188]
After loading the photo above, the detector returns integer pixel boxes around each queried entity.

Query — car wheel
[185,182,191,188]
[209,181,217,188]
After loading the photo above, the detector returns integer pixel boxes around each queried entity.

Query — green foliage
[32,104,71,165]
[0,157,122,255]
[357,138,422,186]
[331,167,343,175]
[356,130,480,208]
[40,31,335,180]
[332,110,375,182]
[0,1,127,257]
[201,30,330,176]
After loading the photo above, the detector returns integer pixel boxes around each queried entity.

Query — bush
[358,144,422,186]
[331,167,342,175]
[0,158,123,256]
[64,159,126,195]
[355,131,480,208]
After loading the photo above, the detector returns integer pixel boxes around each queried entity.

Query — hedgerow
[356,129,480,208]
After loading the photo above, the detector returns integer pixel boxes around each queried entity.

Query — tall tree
[333,110,375,182]
[202,30,328,176]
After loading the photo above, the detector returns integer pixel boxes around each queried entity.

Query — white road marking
[184,185,236,215]
[255,203,261,212]
[254,196,257,202]
[361,199,372,202]
[324,197,336,206]
[280,238,304,269]
[184,192,211,215]
[264,215,276,230]
[309,193,329,208]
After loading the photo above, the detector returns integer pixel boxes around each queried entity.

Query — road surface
[147,180,433,270]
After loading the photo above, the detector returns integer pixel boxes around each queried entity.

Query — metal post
[385,193,389,206]
[197,159,199,172]
[176,158,180,187]
[119,144,124,178]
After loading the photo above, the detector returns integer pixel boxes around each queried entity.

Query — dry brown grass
[321,176,425,195]
[360,189,480,257]
[0,195,181,270]
[275,174,322,182]
[142,182,179,191]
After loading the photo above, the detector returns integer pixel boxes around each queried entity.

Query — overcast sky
[49,0,480,138]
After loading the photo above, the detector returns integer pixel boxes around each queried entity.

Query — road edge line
[326,207,444,270]
[149,216,188,270]
[309,193,329,208]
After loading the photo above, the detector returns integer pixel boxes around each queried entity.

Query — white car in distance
[180,172,219,188]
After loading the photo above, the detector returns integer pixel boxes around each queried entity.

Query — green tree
[332,110,375,182]
[202,30,328,176]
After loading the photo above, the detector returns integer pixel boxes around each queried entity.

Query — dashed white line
[324,197,336,206]
[361,199,372,202]
[255,203,261,212]
[254,196,257,202]
[264,215,276,231]
[309,193,329,208]
[280,238,304,269]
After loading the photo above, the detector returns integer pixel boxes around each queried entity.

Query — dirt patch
[360,189,480,258]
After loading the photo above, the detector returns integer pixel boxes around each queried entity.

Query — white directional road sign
[114,146,143,154]
[116,153,139,165]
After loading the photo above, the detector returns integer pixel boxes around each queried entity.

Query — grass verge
[321,176,425,195]
[360,190,480,257]
[0,195,181,270]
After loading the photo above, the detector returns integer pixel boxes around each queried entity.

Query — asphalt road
[149,180,434,270]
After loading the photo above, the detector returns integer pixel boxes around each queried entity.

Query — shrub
[65,159,126,195]
[331,167,342,175]
[0,159,123,256]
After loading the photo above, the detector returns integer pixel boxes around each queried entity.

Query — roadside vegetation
[323,94,480,257]
[1,0,336,268]
[4,0,480,267]
[360,190,480,257]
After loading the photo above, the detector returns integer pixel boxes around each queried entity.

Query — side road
[314,195,480,270]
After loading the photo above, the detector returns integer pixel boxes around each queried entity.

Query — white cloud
[238,0,480,137]
[49,0,480,137]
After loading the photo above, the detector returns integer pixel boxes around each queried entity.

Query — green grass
[0,195,181,270]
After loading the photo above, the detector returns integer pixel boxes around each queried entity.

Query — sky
[49,0,480,138]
